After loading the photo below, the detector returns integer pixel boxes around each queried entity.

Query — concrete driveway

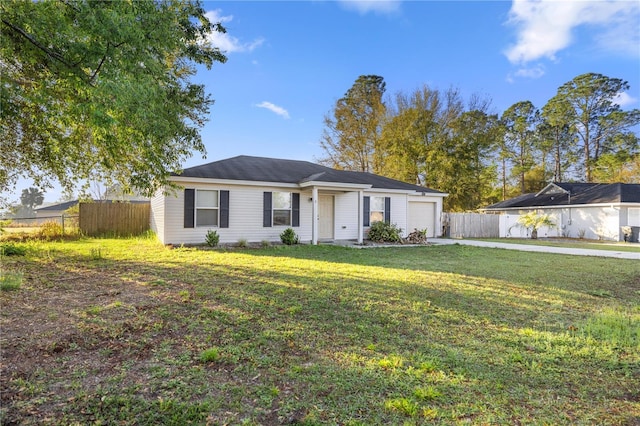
[430,238,640,260]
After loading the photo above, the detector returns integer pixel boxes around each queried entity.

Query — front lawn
[1,237,638,425]
[470,237,640,253]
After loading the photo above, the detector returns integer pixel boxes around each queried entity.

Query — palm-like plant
[517,211,556,239]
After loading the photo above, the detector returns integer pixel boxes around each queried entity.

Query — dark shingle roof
[36,199,149,212]
[485,182,640,210]
[35,200,79,211]
[176,156,444,194]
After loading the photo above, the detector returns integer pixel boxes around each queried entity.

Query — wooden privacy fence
[79,202,150,236]
[444,212,500,238]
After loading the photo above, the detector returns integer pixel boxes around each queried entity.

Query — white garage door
[408,202,436,238]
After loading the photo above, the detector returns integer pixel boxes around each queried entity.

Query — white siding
[150,190,166,243]
[361,192,409,237]
[500,211,561,238]
[161,182,314,245]
[563,206,621,241]
[390,193,408,236]
[154,180,448,244]
[498,206,622,241]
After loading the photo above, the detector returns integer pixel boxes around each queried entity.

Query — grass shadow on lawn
[239,243,640,302]
[1,239,639,425]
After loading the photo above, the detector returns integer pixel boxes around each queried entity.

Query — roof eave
[299,180,372,190]
[169,176,300,189]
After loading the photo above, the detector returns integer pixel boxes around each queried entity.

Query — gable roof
[35,200,79,212]
[484,182,640,210]
[176,156,444,194]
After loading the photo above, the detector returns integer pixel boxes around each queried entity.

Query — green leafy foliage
[517,211,556,239]
[199,347,221,363]
[367,221,402,243]
[552,73,640,182]
[36,222,64,240]
[0,270,22,291]
[319,75,386,172]
[280,228,299,245]
[0,242,27,256]
[318,73,638,211]
[0,219,11,233]
[205,230,219,247]
[501,101,541,194]
[0,0,227,198]
[19,187,44,216]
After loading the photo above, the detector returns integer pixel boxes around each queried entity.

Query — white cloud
[255,101,290,119]
[514,64,546,79]
[337,0,401,15]
[504,0,640,64]
[613,92,638,107]
[204,10,265,53]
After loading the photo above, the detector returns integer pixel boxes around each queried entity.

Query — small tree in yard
[205,230,219,247]
[517,211,556,239]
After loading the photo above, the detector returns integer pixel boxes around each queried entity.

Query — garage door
[408,202,436,238]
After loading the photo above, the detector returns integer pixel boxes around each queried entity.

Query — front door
[318,195,334,240]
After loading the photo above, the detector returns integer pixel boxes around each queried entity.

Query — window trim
[263,192,300,227]
[272,191,292,227]
[369,196,385,225]
[363,195,391,226]
[629,207,640,227]
[195,189,219,227]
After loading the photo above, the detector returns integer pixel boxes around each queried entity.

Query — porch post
[312,186,318,245]
[357,190,364,244]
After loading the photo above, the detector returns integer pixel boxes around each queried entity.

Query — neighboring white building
[151,156,448,245]
[483,182,640,242]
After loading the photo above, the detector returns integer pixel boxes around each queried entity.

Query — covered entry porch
[300,181,371,245]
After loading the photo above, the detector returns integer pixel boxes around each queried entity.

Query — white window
[196,190,218,227]
[629,208,640,226]
[370,196,385,224]
[273,191,291,226]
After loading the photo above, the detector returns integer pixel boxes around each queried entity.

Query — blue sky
[7,0,640,203]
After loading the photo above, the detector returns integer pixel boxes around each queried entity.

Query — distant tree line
[319,73,640,211]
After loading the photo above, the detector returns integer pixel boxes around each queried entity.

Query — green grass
[472,237,640,252]
[0,270,22,291]
[1,236,639,425]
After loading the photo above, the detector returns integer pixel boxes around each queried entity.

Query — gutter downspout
[358,190,364,244]
[312,187,318,245]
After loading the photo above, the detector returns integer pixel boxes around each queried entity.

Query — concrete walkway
[429,238,640,260]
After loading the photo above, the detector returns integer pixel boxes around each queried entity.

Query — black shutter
[263,192,272,227]
[384,197,391,223]
[292,193,300,227]
[184,189,195,228]
[363,196,370,227]
[219,190,229,228]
